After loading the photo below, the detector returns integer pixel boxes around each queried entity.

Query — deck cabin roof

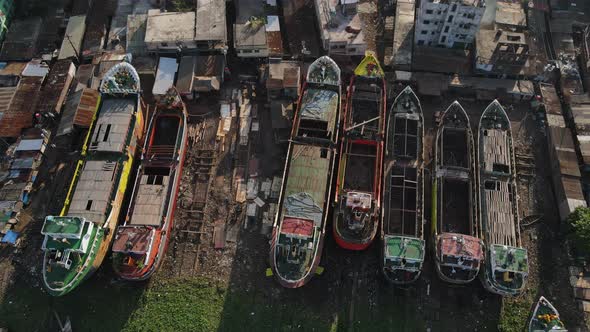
[281,144,332,226]
[112,226,153,253]
[299,88,338,128]
[129,174,169,226]
[67,160,119,225]
[89,98,135,153]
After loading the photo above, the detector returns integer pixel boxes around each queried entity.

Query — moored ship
[432,101,484,284]
[381,86,425,284]
[41,62,143,296]
[478,100,528,296]
[333,52,385,250]
[269,56,341,288]
[112,87,188,280]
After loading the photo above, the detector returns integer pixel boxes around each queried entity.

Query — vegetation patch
[498,296,534,332]
[567,206,590,259]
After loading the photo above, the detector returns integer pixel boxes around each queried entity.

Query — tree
[567,206,590,258]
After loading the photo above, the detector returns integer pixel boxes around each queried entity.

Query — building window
[417,40,425,45]
[426,9,433,14]
[441,36,446,43]
[348,48,356,53]
[451,4,457,11]
[421,30,427,35]
[444,26,449,33]
[424,20,430,24]
[428,41,432,46]
[448,15,453,23]
[161,42,168,47]
[431,31,436,35]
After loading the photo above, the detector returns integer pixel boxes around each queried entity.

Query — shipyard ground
[0,78,586,331]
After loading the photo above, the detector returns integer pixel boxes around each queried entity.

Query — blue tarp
[1,230,19,244]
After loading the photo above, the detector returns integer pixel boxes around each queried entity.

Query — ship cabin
[41,216,96,281]
[487,244,528,295]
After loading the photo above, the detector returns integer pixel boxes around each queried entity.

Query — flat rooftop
[316,0,365,45]
[392,0,415,68]
[234,0,267,48]
[196,0,227,41]
[495,1,526,27]
[145,11,195,44]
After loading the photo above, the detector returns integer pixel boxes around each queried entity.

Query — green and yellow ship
[41,62,143,296]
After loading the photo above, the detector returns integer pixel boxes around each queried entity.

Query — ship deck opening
[392,116,419,159]
[344,143,376,193]
[441,128,469,168]
[439,178,470,235]
[384,165,418,237]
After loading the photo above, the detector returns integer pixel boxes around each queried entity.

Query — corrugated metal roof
[0,76,43,138]
[153,57,177,95]
[59,15,87,60]
[37,59,76,114]
[57,88,99,136]
[176,56,195,95]
[15,139,44,152]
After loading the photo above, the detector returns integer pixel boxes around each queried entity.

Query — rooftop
[316,0,366,45]
[145,10,196,44]
[495,1,526,27]
[195,0,227,41]
[234,0,267,48]
[0,76,43,138]
[58,15,86,60]
[0,18,42,61]
[392,0,415,69]
[126,14,148,55]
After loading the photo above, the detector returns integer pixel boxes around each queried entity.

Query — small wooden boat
[269,56,341,288]
[479,100,528,296]
[432,101,484,284]
[333,52,385,250]
[528,297,567,331]
[112,87,188,280]
[381,86,425,284]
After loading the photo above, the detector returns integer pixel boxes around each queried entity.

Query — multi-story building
[0,0,14,42]
[415,0,485,48]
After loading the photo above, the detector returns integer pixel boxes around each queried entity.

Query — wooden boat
[432,101,484,284]
[333,52,385,250]
[269,56,341,288]
[381,86,425,284]
[528,297,567,331]
[479,100,528,296]
[112,87,188,280]
[41,62,143,296]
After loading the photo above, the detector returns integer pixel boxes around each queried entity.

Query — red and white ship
[112,87,188,280]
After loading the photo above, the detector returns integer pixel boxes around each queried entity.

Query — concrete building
[415,0,485,48]
[314,0,367,56]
